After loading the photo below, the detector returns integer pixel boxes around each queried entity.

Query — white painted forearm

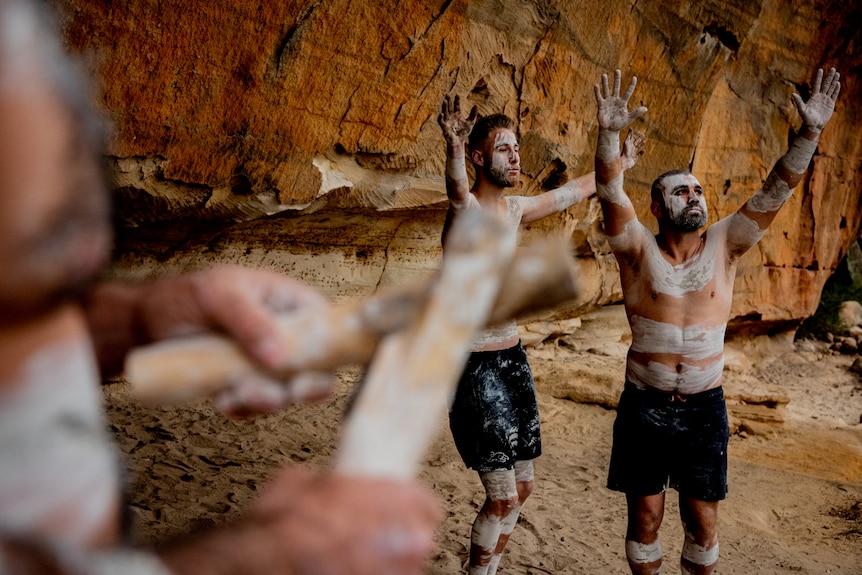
[446,150,467,182]
[780,131,819,174]
[596,129,620,164]
[748,132,819,213]
[596,173,631,208]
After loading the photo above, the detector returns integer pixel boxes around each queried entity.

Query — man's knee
[479,469,518,515]
[483,495,519,517]
[679,498,719,543]
[626,494,664,539]
[513,460,534,502]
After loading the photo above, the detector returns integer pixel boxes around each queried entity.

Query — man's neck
[656,227,706,264]
[471,179,507,212]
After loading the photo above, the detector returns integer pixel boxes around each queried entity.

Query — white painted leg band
[625,539,663,564]
[480,470,517,501]
[682,539,719,566]
[513,460,534,484]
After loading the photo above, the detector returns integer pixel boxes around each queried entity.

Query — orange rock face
[58,0,862,328]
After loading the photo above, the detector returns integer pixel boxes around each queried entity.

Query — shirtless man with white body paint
[438,94,644,575]
[592,68,840,575]
[0,1,439,573]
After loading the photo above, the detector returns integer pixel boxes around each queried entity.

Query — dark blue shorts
[448,342,541,472]
[607,382,729,501]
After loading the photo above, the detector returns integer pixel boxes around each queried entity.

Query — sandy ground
[104,338,862,574]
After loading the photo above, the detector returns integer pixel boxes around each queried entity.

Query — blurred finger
[622,76,637,101]
[812,67,823,93]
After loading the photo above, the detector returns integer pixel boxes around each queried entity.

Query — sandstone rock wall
[58,0,862,328]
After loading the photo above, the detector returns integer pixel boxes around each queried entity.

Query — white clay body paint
[682,537,719,567]
[0,337,121,547]
[467,196,522,350]
[780,135,818,174]
[487,131,519,187]
[626,539,663,564]
[748,135,817,213]
[597,172,632,208]
[447,150,468,182]
[629,316,726,361]
[640,233,717,298]
[513,460,534,483]
[472,469,521,575]
[480,469,518,500]
[627,356,725,394]
[552,183,580,212]
[607,218,650,253]
[659,173,707,221]
[726,211,766,250]
[747,170,793,213]
[493,131,518,157]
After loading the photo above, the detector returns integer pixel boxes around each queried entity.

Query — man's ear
[470,148,485,167]
[650,200,663,219]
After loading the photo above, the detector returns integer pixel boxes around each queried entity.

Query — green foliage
[796,259,862,340]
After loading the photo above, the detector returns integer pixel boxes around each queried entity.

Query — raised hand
[792,67,840,132]
[437,94,478,148]
[594,70,648,133]
[621,129,646,171]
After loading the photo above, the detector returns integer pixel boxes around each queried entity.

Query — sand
[103,337,862,574]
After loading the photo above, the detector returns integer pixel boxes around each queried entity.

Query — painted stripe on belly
[626,356,725,394]
[630,316,725,361]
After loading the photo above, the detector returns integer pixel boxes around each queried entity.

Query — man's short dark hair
[468,113,515,154]
[650,169,692,204]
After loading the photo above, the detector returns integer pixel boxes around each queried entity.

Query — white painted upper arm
[720,211,766,256]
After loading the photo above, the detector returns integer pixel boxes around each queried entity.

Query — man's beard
[671,207,707,231]
[486,163,515,188]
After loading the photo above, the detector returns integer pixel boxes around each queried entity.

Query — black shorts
[607,382,729,501]
[448,342,542,472]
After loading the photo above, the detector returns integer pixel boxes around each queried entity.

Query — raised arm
[437,94,477,208]
[594,70,648,239]
[518,130,646,223]
[729,67,841,253]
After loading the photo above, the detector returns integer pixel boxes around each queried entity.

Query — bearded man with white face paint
[437,95,644,575]
[593,68,840,575]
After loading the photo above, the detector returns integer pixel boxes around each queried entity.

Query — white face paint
[659,173,708,230]
[486,130,519,187]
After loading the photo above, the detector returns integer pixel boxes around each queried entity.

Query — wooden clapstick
[126,230,580,406]
[336,209,514,478]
